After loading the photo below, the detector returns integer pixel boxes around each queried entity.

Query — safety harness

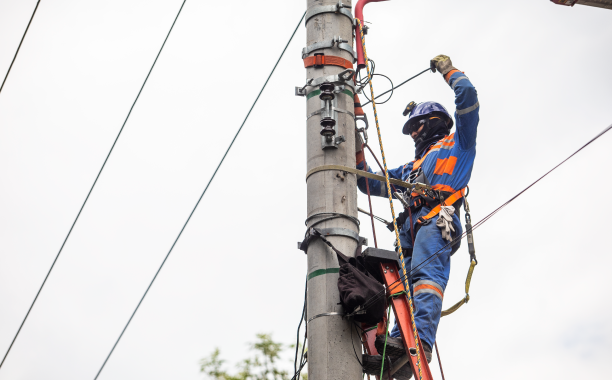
[391,138,466,229]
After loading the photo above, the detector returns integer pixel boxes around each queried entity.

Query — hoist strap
[417,188,466,224]
[303,54,353,70]
[306,164,429,192]
[441,259,477,317]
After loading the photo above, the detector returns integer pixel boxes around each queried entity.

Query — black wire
[0,0,41,96]
[358,59,375,98]
[361,68,431,108]
[350,322,364,367]
[357,122,612,312]
[294,276,307,374]
[93,10,307,379]
[0,0,186,371]
[291,358,307,380]
[305,212,360,228]
[294,327,308,380]
[362,73,394,105]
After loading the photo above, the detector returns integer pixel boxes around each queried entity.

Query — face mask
[414,118,450,157]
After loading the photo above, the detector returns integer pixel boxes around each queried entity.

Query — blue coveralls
[356,70,480,348]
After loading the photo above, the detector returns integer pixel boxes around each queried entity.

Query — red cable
[362,144,378,248]
[435,342,446,380]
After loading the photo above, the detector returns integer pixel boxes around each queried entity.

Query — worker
[358,55,480,379]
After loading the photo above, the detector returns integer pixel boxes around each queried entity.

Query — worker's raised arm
[431,55,480,150]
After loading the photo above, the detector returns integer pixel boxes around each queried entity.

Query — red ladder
[360,248,434,380]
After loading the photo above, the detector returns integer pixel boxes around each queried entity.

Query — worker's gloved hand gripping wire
[356,19,425,380]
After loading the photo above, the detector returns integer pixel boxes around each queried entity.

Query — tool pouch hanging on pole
[336,248,386,325]
[300,228,386,326]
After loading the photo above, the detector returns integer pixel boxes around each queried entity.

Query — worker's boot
[375,335,433,363]
[361,354,413,380]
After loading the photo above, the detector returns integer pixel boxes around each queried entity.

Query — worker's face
[411,124,425,141]
[411,117,444,141]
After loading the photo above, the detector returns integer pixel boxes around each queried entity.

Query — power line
[0,0,41,96]
[0,0,187,370]
[92,10,307,380]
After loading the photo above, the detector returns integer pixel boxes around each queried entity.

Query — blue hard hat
[402,101,453,135]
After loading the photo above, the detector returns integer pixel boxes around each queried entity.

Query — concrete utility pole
[302,0,362,379]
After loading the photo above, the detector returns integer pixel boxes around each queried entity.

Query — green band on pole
[307,267,340,281]
[306,89,354,100]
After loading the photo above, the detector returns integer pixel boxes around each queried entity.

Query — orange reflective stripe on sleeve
[444,69,460,83]
[434,156,457,176]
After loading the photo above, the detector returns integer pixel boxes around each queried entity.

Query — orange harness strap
[417,188,466,224]
[303,54,353,70]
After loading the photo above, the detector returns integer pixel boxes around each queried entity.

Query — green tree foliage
[200,333,306,380]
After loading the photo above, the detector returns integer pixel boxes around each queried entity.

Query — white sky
[1,0,611,379]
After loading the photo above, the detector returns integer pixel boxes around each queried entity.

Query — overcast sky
[1,0,611,379]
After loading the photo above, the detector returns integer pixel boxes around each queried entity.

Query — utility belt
[393,189,464,230]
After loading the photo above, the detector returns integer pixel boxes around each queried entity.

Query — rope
[0,0,186,370]
[441,259,476,317]
[93,10,307,379]
[306,164,427,191]
[356,19,424,380]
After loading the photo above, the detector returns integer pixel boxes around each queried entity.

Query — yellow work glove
[430,54,456,76]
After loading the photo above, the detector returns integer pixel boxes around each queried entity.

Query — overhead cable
[0,0,186,371]
[0,0,41,96]
[93,11,307,379]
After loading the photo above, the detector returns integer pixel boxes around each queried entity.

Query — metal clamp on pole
[307,311,345,324]
[305,1,353,26]
[302,36,357,62]
[317,227,368,246]
[307,106,355,120]
[298,69,357,93]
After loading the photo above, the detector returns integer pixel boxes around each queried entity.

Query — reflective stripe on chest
[412,134,456,171]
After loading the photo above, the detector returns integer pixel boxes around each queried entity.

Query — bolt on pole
[303,0,362,379]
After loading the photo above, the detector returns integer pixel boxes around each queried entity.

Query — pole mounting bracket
[305,1,353,27]
[317,227,368,246]
[302,36,356,62]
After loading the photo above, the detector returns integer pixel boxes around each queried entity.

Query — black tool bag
[299,228,386,326]
[336,248,386,326]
